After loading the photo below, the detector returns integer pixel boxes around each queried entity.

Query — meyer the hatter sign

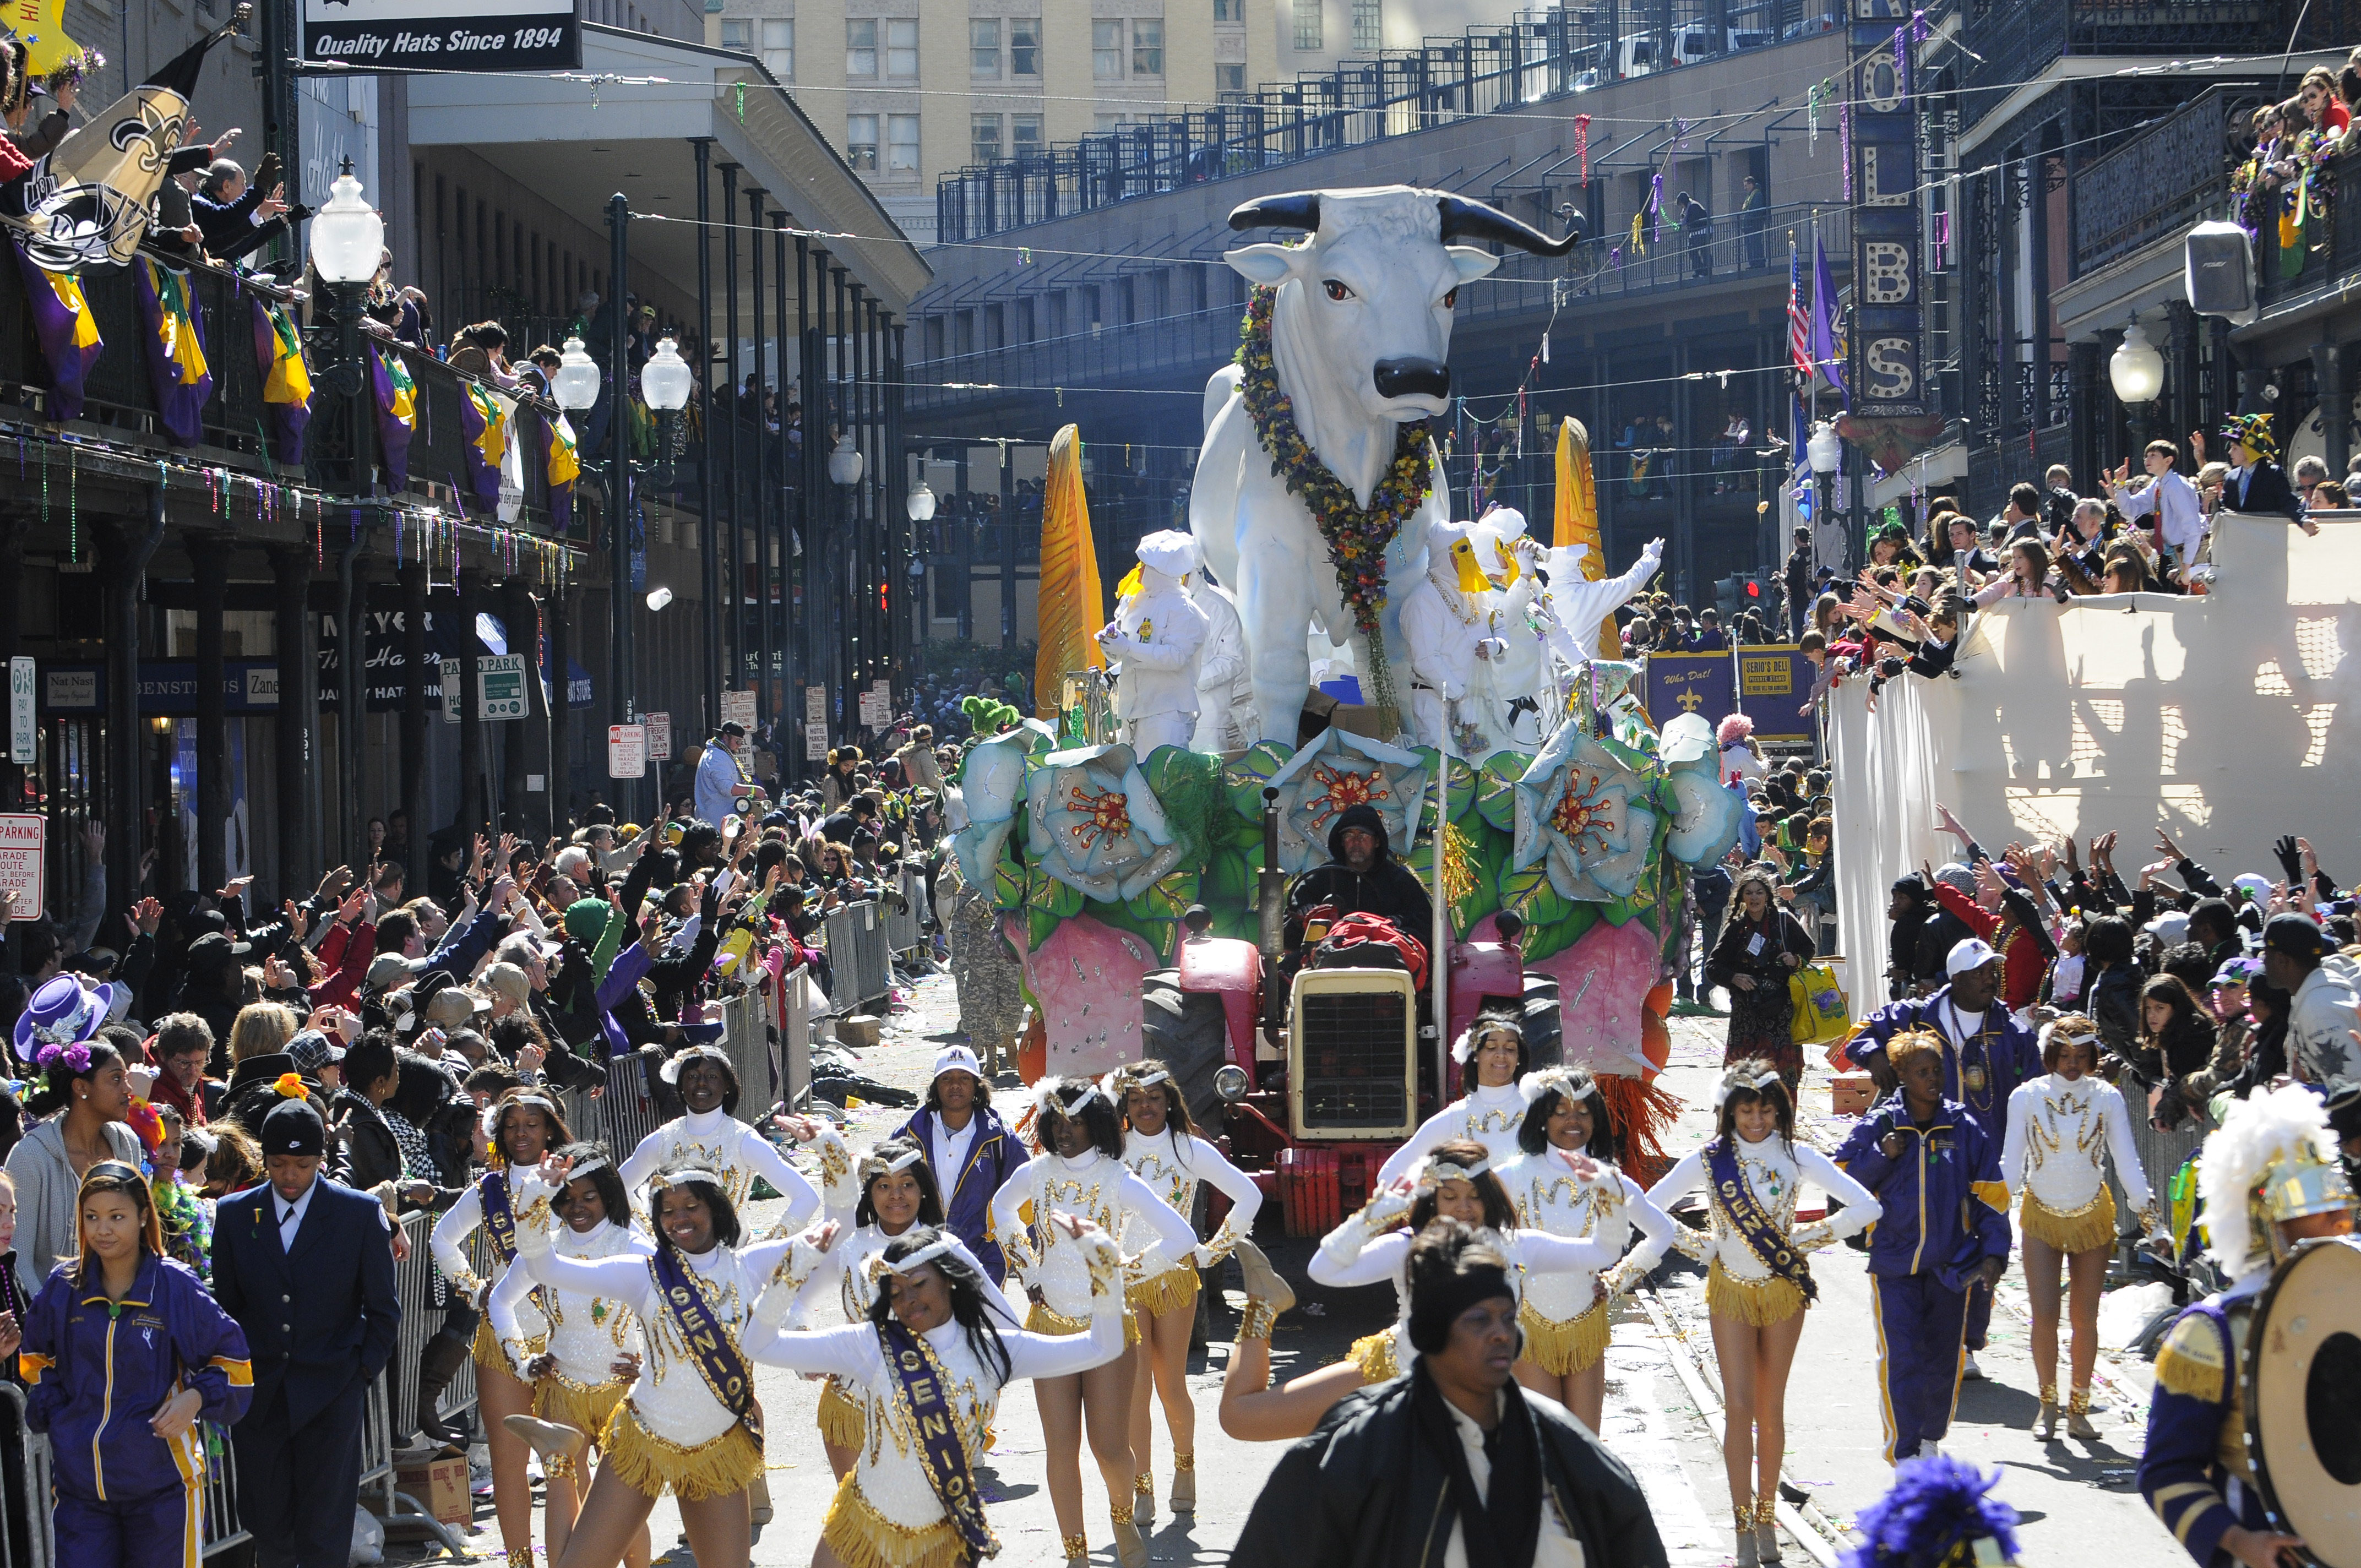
[302,0,581,72]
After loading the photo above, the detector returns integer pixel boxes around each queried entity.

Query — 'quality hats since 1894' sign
[302,0,581,73]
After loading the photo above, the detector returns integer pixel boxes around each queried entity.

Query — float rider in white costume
[1533,535,1666,669]
[1396,519,1500,751]
[1189,545,1256,754]
[1096,529,1212,758]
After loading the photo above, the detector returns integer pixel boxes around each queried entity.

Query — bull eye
[1442,286,1459,309]
[1323,279,1352,302]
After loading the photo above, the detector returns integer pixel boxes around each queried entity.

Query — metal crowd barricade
[197,1419,248,1559]
[824,900,894,1012]
[780,966,814,1108]
[0,1382,50,1568]
[360,1371,467,1558]
[885,866,925,959]
[717,990,776,1109]
[388,1208,480,1442]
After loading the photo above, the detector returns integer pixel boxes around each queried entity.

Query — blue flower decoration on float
[950,718,1053,890]
[1511,722,1657,902]
[1653,712,1745,867]
[1262,728,1429,876]
[1025,743,1184,902]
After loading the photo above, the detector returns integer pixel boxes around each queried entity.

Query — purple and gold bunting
[249,295,311,465]
[13,242,102,420]
[135,256,214,447]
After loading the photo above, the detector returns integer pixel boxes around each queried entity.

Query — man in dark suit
[211,1095,403,1568]
[2210,413,2317,533]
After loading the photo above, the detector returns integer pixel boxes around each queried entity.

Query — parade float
[950,187,1744,1223]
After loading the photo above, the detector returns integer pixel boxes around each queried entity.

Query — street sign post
[443,655,528,721]
[0,814,43,920]
[645,711,672,761]
[721,689,758,730]
[8,657,34,765]
[607,724,647,778]
[804,721,828,760]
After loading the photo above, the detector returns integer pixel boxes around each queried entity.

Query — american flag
[1787,242,1812,380]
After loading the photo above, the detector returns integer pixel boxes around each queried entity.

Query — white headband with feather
[1418,1154,1490,1189]
[1713,1069,1783,1108]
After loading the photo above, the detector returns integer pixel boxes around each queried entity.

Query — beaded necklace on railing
[1235,282,1432,720]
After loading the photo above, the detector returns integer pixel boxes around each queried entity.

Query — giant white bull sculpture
[1189,187,1579,744]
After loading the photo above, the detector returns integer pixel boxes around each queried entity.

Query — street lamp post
[2110,319,2166,462]
[306,160,385,496]
[604,193,637,817]
[1806,419,1841,567]
[907,472,935,661]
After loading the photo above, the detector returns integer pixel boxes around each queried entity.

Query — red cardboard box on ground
[394,1456,471,1526]
[1830,1071,1875,1117]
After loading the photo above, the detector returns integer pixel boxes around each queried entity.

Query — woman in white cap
[1112,1058,1263,1520]
[431,1087,575,1568]
[1374,1012,1532,1184]
[1093,530,1211,758]
[893,1044,1020,1283]
[488,1141,653,1568]
[749,1216,1127,1568]
[1495,1066,1675,1430]
[792,1133,1017,1480]
[2000,1014,2156,1440]
[616,1043,830,1219]
[1220,1139,1617,1444]
[989,1076,1196,1568]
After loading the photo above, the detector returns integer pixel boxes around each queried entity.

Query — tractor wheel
[1139,968,1233,1130]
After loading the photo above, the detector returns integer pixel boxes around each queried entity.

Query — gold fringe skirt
[599,1402,765,1501]
[2021,1186,2118,1256]
[534,1373,626,1445]
[820,1473,971,1568]
[1517,1299,1612,1376]
[470,1316,533,1381]
[1348,1329,1400,1383]
[819,1377,867,1448]
[1026,1300,1140,1347]
[1706,1261,1806,1327]
[1126,1264,1200,1320]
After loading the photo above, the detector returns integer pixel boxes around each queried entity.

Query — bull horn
[1227,192,1321,233]
[1435,194,1580,257]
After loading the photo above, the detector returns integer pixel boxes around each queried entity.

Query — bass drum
[2246,1233,2361,1566]
[1138,968,1233,1131]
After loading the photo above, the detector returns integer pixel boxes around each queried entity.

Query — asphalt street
[437,967,2206,1567]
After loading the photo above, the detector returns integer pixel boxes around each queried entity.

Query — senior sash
[480,1170,519,1265]
[880,1319,998,1560]
[649,1247,761,1439]
[1705,1136,1818,1304]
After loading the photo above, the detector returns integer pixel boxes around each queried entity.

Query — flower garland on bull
[1236,282,1432,726]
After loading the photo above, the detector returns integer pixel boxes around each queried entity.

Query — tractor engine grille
[1296,990,1410,1130]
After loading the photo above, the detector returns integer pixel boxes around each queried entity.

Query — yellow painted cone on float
[1553,417,1617,654]
[1033,423,1107,718]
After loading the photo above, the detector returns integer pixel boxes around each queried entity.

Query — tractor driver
[1283,804,1435,962]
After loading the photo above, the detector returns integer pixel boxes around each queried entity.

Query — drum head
[2249,1235,2361,1567]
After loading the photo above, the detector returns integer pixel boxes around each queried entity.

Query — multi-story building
[704,0,1527,242]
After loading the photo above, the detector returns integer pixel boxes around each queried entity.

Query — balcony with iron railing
[2253,139,2361,309]
[0,246,576,534]
[935,0,1836,243]
[907,201,1846,415]
[1960,0,2344,133]
[2071,84,2260,277]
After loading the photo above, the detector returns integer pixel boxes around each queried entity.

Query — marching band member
[796,1135,1017,1482]
[1495,1066,1676,1430]
[1831,1030,2013,1467]
[431,1088,572,1568]
[2138,1084,2355,1568]
[988,1077,1196,1568]
[487,1143,654,1568]
[616,1043,830,1221]
[1649,1063,1883,1568]
[1375,1014,1533,1184]
[1218,1139,1617,1445]
[1114,1059,1264,1520]
[509,1155,804,1568]
[1999,1015,2156,1440]
[752,1216,1127,1568]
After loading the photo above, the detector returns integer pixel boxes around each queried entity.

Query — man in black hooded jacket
[1284,802,1435,954]
[1231,1219,1666,1568]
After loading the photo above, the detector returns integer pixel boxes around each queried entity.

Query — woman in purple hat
[1,979,142,1299]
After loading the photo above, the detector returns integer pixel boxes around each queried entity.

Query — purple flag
[12,242,101,421]
[1811,233,1847,400]
[134,257,215,447]
[371,348,417,489]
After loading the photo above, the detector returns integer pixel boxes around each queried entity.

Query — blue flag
[1644,652,1737,727]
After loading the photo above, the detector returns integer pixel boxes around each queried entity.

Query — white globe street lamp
[642,337,693,412]
[307,160,383,285]
[2108,320,2166,405]
[552,337,602,412]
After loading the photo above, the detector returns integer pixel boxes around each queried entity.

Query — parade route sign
[0,815,42,921]
[302,0,583,73]
[607,723,646,778]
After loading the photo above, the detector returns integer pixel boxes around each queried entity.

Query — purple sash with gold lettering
[880,1319,997,1560]
[649,1246,761,1439]
[479,1171,519,1265]
[1705,1136,1818,1304]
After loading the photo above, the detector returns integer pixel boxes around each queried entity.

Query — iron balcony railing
[908,201,1847,415]
[1960,0,2341,133]
[2071,84,2263,276]
[936,0,1833,243]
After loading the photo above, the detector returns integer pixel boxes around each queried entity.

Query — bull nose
[1373,357,1450,399]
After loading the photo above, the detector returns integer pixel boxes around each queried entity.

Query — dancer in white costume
[1376,1013,1532,1183]
[1495,1066,1675,1429]
[1112,1059,1264,1519]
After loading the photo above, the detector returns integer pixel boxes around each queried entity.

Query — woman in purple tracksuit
[895,1044,1021,1282]
[19,1162,253,1568]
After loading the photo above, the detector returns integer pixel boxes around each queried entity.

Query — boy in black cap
[211,1093,402,1568]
